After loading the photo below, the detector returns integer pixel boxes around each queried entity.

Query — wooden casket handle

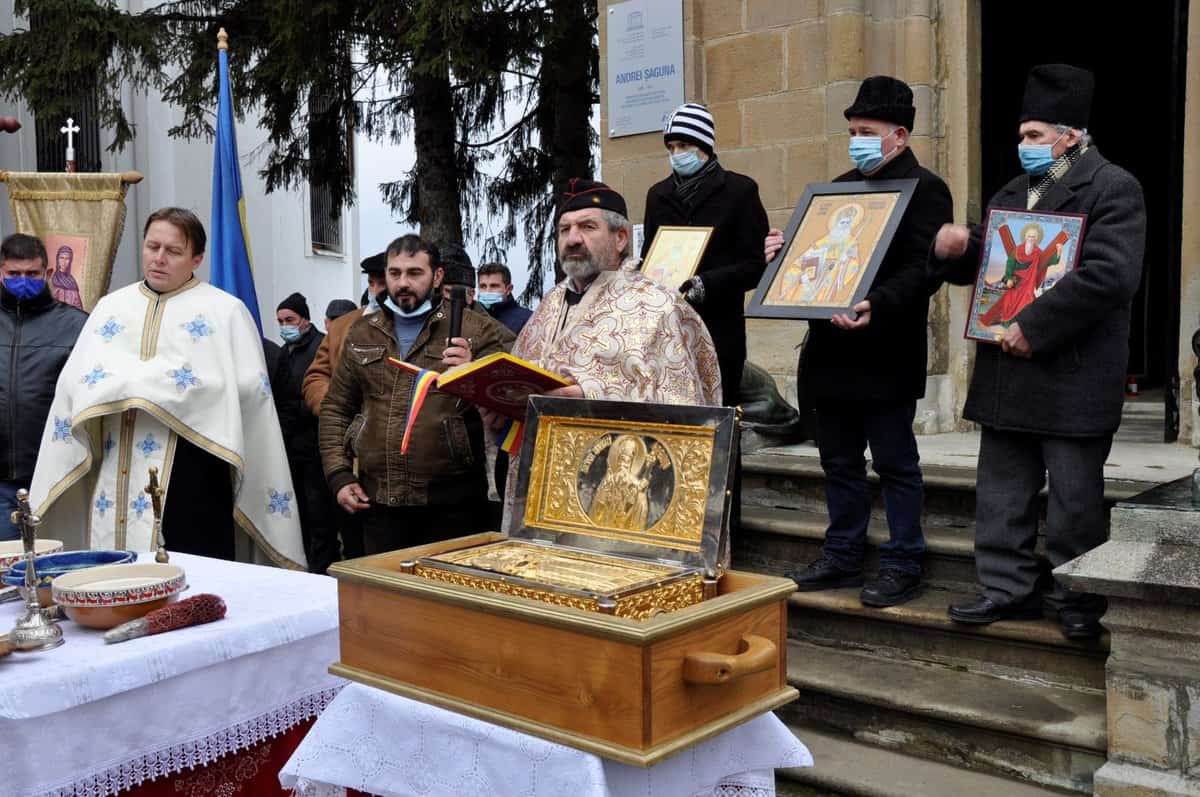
[683,634,776,684]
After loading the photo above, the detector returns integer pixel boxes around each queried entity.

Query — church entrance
[979,1,1189,442]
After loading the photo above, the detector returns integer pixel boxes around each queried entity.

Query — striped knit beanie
[663,103,715,156]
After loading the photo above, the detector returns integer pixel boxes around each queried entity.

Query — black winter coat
[272,326,325,463]
[0,286,87,482]
[932,148,1146,436]
[642,162,769,406]
[804,148,954,404]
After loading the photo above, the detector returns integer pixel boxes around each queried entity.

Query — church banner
[0,170,142,312]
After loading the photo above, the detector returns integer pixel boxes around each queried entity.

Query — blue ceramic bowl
[2,550,137,590]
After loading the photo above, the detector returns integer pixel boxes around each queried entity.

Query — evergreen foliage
[0,0,598,299]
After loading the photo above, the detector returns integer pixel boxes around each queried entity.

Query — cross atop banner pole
[61,117,80,173]
[209,27,263,333]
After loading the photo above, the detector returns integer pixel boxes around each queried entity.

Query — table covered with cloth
[280,682,813,797]
[0,552,343,797]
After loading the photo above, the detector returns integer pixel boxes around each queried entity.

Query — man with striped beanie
[642,102,769,408]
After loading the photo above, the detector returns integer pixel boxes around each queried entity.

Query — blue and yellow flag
[210,31,262,333]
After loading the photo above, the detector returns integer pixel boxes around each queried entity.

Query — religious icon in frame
[964,208,1086,343]
[42,233,89,311]
[639,225,712,289]
[747,179,917,320]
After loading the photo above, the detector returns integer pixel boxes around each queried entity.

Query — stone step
[787,586,1107,690]
[743,450,1162,522]
[778,723,1078,797]
[742,454,979,524]
[735,505,978,588]
[783,640,1107,794]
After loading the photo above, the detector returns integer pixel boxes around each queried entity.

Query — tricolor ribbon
[498,419,524,454]
[400,367,439,455]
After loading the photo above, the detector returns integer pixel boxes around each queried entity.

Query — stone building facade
[599,0,1200,445]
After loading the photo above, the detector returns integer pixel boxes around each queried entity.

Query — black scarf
[672,156,720,210]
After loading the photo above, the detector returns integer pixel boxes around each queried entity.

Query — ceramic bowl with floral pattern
[52,562,187,629]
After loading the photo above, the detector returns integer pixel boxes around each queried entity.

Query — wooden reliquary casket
[329,397,798,766]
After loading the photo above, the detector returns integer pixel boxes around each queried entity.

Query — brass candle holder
[8,489,64,651]
[147,466,168,563]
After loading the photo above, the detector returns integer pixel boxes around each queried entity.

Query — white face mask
[385,295,432,318]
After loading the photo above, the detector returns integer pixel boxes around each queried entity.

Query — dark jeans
[0,480,26,541]
[363,500,489,555]
[290,456,339,574]
[816,400,924,575]
[974,426,1112,612]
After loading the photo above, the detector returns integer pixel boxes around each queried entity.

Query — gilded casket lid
[509,397,738,578]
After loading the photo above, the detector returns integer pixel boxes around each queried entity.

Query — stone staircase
[734,449,1147,796]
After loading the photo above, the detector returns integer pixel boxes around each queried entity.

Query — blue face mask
[1018,130,1068,176]
[477,291,505,309]
[2,276,45,301]
[278,325,302,344]
[669,150,705,177]
[384,295,432,319]
[848,129,896,174]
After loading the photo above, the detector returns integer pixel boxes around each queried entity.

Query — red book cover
[388,351,571,420]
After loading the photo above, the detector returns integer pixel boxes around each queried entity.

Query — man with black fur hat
[932,64,1146,639]
[642,102,769,408]
[765,75,953,608]
[273,292,337,572]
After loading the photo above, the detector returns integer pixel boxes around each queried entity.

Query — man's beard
[559,239,614,283]
[392,284,433,313]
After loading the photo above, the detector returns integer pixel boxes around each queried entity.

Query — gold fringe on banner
[1,171,142,313]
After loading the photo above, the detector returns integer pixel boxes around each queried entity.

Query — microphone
[448,285,467,342]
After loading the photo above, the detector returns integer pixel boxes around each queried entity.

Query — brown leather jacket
[303,307,364,416]
[319,302,514,506]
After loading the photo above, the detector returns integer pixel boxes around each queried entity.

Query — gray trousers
[974,426,1112,611]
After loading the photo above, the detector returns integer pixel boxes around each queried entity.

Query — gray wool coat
[933,148,1146,436]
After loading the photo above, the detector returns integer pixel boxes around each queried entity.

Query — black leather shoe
[860,568,922,607]
[785,556,863,592]
[947,595,1042,625]
[1059,608,1104,640]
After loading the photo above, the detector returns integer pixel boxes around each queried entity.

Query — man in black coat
[766,76,953,607]
[642,102,769,407]
[273,292,338,573]
[0,233,87,540]
[932,64,1146,639]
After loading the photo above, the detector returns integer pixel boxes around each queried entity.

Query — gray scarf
[672,156,720,210]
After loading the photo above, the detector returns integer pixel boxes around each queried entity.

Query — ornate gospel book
[388,351,571,420]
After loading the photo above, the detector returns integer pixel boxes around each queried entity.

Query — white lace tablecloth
[0,552,344,797]
[280,683,812,797]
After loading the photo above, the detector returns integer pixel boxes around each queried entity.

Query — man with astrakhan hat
[932,64,1147,639]
[765,75,953,609]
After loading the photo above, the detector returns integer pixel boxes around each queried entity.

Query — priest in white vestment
[29,207,306,569]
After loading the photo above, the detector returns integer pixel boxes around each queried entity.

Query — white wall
[0,0,360,340]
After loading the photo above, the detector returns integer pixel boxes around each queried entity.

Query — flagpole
[210,25,264,334]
